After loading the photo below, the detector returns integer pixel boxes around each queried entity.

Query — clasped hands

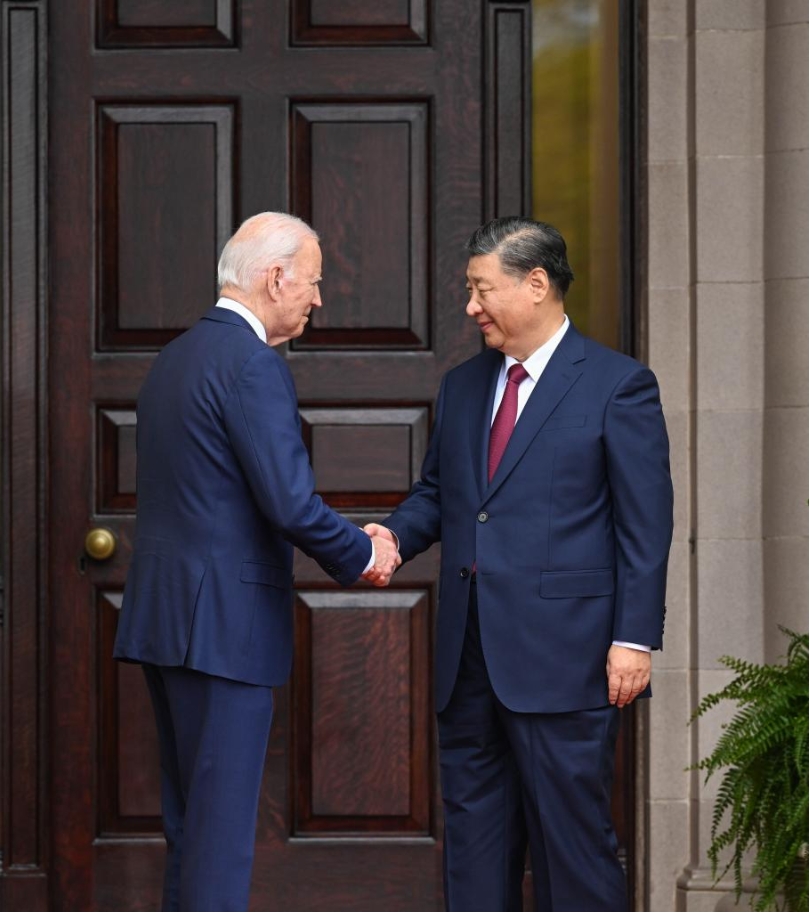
[360,523,400,587]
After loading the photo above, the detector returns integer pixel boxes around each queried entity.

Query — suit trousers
[142,664,274,912]
[437,582,628,912]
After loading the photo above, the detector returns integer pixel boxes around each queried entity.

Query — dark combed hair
[464,217,575,299]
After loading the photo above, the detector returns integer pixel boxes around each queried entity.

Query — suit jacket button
[477,511,488,523]
[460,567,469,578]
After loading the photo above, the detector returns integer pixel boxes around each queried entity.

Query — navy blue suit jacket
[114,306,371,686]
[385,323,673,713]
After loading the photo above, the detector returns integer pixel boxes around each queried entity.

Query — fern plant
[690,627,808,911]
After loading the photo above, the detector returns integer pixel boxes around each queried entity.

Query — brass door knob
[85,527,116,561]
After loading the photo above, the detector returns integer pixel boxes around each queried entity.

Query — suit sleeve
[603,366,674,649]
[223,348,371,586]
[383,376,446,561]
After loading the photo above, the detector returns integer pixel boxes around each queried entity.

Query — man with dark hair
[366,217,673,911]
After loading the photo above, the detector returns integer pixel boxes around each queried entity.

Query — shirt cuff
[612,640,651,652]
[362,541,375,575]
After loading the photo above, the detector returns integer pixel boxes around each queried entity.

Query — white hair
[217,212,319,292]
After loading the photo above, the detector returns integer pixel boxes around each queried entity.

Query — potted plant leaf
[690,627,808,911]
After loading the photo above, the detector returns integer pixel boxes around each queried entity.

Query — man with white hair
[114,212,399,911]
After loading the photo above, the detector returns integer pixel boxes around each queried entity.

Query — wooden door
[48,1,485,910]
[36,2,636,911]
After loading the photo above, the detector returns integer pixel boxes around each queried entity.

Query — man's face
[465,253,540,359]
[273,236,323,341]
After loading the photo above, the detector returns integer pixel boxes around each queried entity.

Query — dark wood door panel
[291,102,430,350]
[97,104,234,350]
[293,590,432,834]
[97,0,235,48]
[48,1,482,911]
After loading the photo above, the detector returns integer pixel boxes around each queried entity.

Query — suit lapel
[467,349,502,501]
[482,324,586,504]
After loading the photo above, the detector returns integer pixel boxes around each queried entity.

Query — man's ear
[528,266,550,301]
[266,264,283,300]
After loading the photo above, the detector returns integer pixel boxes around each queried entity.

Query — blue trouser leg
[499,703,628,911]
[438,583,628,912]
[142,664,274,912]
[438,586,528,911]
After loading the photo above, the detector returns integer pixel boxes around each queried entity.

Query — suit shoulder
[142,315,274,404]
[580,334,657,383]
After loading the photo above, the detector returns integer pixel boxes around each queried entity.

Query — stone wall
[643,2,808,910]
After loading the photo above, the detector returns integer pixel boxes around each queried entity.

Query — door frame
[0,0,49,909]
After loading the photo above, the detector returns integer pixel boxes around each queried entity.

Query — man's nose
[466,297,481,316]
[312,286,323,307]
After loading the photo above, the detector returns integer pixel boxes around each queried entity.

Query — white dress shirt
[491,315,650,654]
[490,315,571,424]
[216,297,267,341]
[215,298,376,575]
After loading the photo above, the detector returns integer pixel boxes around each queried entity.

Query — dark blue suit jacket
[385,323,673,713]
[114,306,371,686]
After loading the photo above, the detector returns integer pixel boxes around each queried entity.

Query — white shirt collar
[216,297,267,343]
[503,314,570,381]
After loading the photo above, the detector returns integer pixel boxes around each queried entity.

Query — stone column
[761,1,809,658]
[643,1,807,910]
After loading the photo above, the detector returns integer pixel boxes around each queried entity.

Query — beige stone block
[696,539,764,669]
[696,282,764,412]
[765,21,809,152]
[648,0,689,37]
[648,801,690,912]
[762,405,809,537]
[649,287,691,412]
[696,157,764,283]
[649,162,691,289]
[767,0,810,26]
[678,808,746,898]
[659,540,691,670]
[678,885,731,911]
[696,30,765,156]
[714,888,760,910]
[666,410,690,538]
[763,537,809,659]
[649,671,692,799]
[764,149,809,281]
[764,278,809,408]
[695,795,750,877]
[692,669,738,798]
[648,37,689,162]
[696,0,765,30]
[696,410,763,538]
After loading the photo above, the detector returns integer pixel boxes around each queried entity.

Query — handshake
[359,523,400,587]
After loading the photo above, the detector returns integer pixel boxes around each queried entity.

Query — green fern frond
[689,629,809,911]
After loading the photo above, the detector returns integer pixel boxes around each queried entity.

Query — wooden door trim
[0,1,49,909]
[620,3,649,907]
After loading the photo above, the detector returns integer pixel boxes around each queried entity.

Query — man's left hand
[361,532,401,587]
[606,645,651,708]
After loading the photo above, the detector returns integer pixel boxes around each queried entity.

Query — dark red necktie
[488,363,530,482]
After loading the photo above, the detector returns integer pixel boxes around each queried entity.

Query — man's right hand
[363,523,398,546]
[361,526,400,587]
